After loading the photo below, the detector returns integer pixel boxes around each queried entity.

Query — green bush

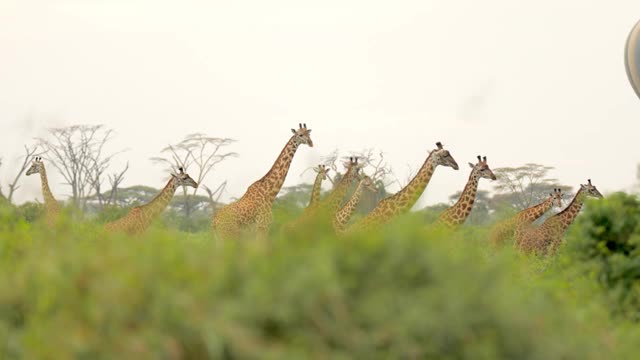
[93,205,131,224]
[565,192,640,320]
[0,211,630,359]
[16,202,43,223]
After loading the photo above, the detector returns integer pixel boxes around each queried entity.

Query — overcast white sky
[2,0,640,208]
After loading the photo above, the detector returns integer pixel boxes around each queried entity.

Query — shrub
[93,205,131,224]
[0,212,626,358]
[15,202,43,223]
[565,192,640,321]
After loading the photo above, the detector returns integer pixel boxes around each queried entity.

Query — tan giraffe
[488,188,563,247]
[284,157,362,232]
[333,175,377,235]
[516,179,603,256]
[314,157,363,215]
[104,167,198,235]
[345,142,459,234]
[435,156,497,228]
[307,164,330,209]
[212,123,313,241]
[26,156,60,227]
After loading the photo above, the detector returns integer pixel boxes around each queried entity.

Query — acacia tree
[492,163,572,211]
[0,144,42,204]
[85,161,130,210]
[37,125,126,210]
[151,133,236,219]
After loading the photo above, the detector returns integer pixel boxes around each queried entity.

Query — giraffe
[212,123,313,241]
[307,164,330,209]
[104,167,198,235]
[435,156,497,228]
[284,157,362,233]
[333,175,377,235]
[345,142,459,234]
[26,156,60,227]
[515,179,603,256]
[314,157,363,215]
[488,188,563,247]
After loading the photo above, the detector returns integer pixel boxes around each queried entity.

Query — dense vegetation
[1,194,640,358]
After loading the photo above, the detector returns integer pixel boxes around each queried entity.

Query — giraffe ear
[291,129,297,134]
[468,162,475,168]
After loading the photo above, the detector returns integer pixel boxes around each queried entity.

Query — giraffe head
[171,167,198,188]
[468,155,497,181]
[580,179,603,198]
[26,156,45,176]
[549,188,564,208]
[291,123,314,147]
[431,142,459,170]
[344,156,365,176]
[360,175,378,192]
[314,164,330,180]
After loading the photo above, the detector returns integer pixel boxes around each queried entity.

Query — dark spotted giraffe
[345,142,459,234]
[516,180,603,255]
[26,156,61,227]
[489,188,563,247]
[105,167,197,235]
[212,124,313,241]
[435,155,497,228]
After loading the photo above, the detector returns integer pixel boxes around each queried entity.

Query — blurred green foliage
[565,192,640,321]
[0,199,639,358]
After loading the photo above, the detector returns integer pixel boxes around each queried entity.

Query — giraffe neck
[308,171,325,208]
[258,136,300,202]
[334,180,367,231]
[319,166,359,213]
[441,171,480,225]
[516,197,554,224]
[137,177,179,220]
[388,152,437,212]
[39,167,59,211]
[552,189,587,232]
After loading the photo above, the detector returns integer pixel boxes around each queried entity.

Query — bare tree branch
[37,125,125,210]
[203,181,227,216]
[152,133,237,220]
[107,162,129,206]
[6,144,42,203]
